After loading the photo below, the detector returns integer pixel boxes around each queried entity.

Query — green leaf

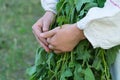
[60,68,73,80]
[75,0,83,12]
[92,56,102,70]
[85,67,95,80]
[64,68,73,77]
[57,16,69,25]
[70,7,75,23]
[35,48,47,66]
[106,46,119,66]
[96,0,106,7]
[26,66,36,76]
[76,40,91,61]
[69,61,75,68]
[65,3,70,15]
[74,63,83,80]
[46,53,55,70]
[75,0,94,12]
[84,2,98,11]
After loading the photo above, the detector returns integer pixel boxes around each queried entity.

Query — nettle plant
[27,0,120,80]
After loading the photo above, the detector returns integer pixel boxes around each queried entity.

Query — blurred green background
[0,0,44,80]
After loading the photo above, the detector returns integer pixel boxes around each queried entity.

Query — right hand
[32,11,55,52]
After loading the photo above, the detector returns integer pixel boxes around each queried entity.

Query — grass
[0,0,44,80]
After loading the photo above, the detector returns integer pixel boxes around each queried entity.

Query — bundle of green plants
[27,0,120,80]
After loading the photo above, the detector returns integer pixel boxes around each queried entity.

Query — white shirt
[41,0,120,49]
[41,0,58,14]
[77,0,120,49]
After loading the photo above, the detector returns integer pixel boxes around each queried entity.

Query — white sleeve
[77,0,120,49]
[41,0,59,14]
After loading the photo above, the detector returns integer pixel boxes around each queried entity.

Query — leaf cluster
[27,0,120,80]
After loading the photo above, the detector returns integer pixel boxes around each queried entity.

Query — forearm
[83,12,120,49]
[76,0,120,49]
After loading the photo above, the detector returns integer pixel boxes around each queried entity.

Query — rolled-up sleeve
[41,0,58,14]
[77,0,120,49]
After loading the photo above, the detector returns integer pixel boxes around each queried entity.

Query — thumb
[40,29,56,38]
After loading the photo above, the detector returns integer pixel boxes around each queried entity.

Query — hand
[40,24,85,53]
[32,11,55,52]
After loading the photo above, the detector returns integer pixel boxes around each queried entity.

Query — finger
[48,45,55,50]
[33,30,48,46]
[40,40,50,52]
[40,29,56,38]
[48,44,62,53]
[47,38,51,44]
[42,21,50,32]
[34,32,50,52]
[54,50,62,54]
[33,29,48,46]
[40,27,60,38]
[32,20,48,45]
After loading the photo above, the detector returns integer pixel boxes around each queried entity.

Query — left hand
[32,11,56,52]
[40,24,85,53]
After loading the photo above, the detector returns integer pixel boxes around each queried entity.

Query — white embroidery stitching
[110,0,120,9]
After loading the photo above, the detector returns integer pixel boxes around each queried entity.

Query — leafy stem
[101,49,110,80]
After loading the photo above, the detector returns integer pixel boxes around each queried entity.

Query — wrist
[45,11,56,17]
[73,23,86,40]
[43,11,56,21]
